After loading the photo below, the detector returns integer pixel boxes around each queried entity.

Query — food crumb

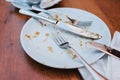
[72,55,77,59]
[68,49,73,55]
[25,34,31,39]
[47,46,54,53]
[39,20,46,27]
[32,31,40,38]
[54,15,60,21]
[80,44,82,46]
[35,32,40,36]
[67,49,77,59]
[45,33,50,37]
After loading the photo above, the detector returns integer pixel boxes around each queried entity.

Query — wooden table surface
[0,0,120,80]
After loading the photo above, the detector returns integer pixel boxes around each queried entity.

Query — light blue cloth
[79,31,120,80]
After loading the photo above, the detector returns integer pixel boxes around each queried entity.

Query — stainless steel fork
[32,5,92,27]
[66,16,92,27]
[52,32,107,80]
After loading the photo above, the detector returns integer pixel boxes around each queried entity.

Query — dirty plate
[20,8,111,69]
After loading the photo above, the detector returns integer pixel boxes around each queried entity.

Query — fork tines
[52,32,65,45]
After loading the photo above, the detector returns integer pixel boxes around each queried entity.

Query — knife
[19,9,102,39]
[87,41,120,59]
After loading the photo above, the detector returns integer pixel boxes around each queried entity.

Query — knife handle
[109,49,120,59]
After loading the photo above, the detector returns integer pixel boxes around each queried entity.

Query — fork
[66,16,92,27]
[52,32,107,80]
[32,5,92,27]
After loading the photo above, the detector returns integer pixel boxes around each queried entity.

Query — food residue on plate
[45,33,50,37]
[72,55,77,59]
[32,31,40,38]
[54,14,62,21]
[35,31,40,35]
[25,31,40,39]
[25,34,31,40]
[39,20,46,27]
[47,46,54,53]
[42,33,50,42]
[67,49,77,59]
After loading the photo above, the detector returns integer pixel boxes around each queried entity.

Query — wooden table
[0,0,120,80]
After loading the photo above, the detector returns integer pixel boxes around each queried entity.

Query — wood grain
[0,0,120,80]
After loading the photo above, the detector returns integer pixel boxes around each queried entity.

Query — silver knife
[87,41,120,59]
[19,9,102,39]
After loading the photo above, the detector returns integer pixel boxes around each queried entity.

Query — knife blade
[87,41,120,59]
[19,9,102,39]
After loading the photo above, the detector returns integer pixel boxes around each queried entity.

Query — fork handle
[67,47,107,80]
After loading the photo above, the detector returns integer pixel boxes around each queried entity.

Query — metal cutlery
[19,9,102,39]
[32,5,92,27]
[66,16,92,27]
[6,0,92,27]
[52,32,107,80]
[87,41,120,59]
[32,5,54,19]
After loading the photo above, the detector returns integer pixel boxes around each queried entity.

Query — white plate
[20,8,111,69]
